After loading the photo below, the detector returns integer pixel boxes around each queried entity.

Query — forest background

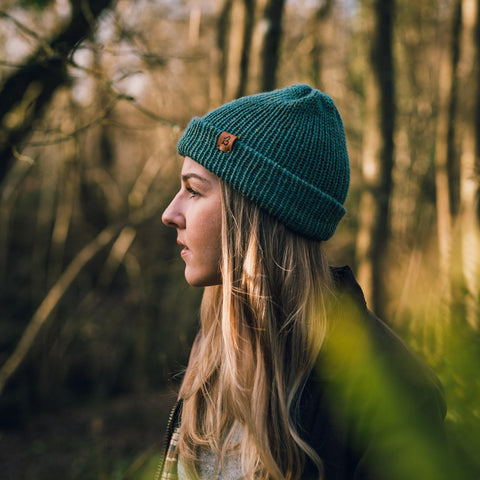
[0,0,479,478]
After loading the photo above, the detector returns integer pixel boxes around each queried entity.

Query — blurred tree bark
[355,0,395,318]
[260,0,286,91]
[434,0,462,309]
[237,0,255,97]
[210,0,286,104]
[458,0,480,327]
[225,0,251,99]
[209,0,253,105]
[209,0,235,105]
[306,0,334,89]
[0,155,33,303]
[476,0,480,175]
[0,0,115,185]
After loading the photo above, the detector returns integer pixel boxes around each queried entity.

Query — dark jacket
[299,266,449,479]
[160,266,451,479]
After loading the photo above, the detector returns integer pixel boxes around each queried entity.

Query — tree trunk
[260,0,286,91]
[306,0,334,89]
[225,0,250,100]
[0,156,33,304]
[458,0,480,328]
[209,0,231,107]
[210,0,285,103]
[247,0,287,93]
[210,0,255,105]
[237,0,255,97]
[0,0,115,185]
[356,0,395,318]
[434,0,462,310]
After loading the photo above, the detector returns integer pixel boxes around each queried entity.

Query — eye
[186,187,200,198]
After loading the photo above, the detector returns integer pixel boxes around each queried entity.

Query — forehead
[181,156,218,182]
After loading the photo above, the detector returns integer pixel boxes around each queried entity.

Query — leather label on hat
[216,131,238,152]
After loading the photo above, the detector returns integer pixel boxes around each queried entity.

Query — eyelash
[186,187,200,198]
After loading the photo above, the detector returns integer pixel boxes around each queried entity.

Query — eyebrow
[181,173,209,183]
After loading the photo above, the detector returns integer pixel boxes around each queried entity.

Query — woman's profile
[159,84,447,480]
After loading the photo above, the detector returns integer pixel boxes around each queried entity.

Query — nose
[162,194,185,228]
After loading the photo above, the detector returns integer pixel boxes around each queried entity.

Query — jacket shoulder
[301,266,449,479]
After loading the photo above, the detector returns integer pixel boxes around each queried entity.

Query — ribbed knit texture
[177,84,350,240]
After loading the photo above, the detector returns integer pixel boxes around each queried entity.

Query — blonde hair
[178,182,333,480]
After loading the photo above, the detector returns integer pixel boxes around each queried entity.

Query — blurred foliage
[438,319,480,477]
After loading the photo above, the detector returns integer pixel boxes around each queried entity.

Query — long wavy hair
[177,181,333,480]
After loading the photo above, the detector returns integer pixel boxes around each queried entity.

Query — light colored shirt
[177,427,244,480]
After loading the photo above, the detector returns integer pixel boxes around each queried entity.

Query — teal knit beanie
[177,84,350,241]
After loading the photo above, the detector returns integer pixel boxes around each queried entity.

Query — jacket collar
[330,266,368,312]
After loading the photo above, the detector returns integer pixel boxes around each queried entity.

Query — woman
[159,84,447,480]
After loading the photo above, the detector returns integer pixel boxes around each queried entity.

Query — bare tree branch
[21,93,182,147]
[0,143,178,397]
[25,95,123,147]
[0,10,54,56]
[0,0,116,185]
[0,223,122,397]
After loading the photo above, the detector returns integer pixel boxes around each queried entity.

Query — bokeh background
[0,0,479,478]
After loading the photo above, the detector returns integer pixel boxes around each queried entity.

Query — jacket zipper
[153,399,182,480]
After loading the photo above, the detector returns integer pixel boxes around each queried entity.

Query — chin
[185,270,222,287]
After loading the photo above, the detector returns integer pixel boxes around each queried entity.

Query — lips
[177,239,189,258]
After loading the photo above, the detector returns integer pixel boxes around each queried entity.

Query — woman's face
[162,156,222,287]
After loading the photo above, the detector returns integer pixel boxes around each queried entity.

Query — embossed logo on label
[216,131,238,153]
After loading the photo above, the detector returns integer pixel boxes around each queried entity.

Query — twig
[25,96,123,147]
[123,96,184,128]
[24,93,181,147]
[98,226,137,288]
[0,223,122,397]
[0,10,54,56]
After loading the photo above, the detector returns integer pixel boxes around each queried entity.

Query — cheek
[202,199,222,243]
[198,205,222,266]
[213,210,223,256]
[202,213,222,257]
[187,203,221,253]
[186,212,222,286]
